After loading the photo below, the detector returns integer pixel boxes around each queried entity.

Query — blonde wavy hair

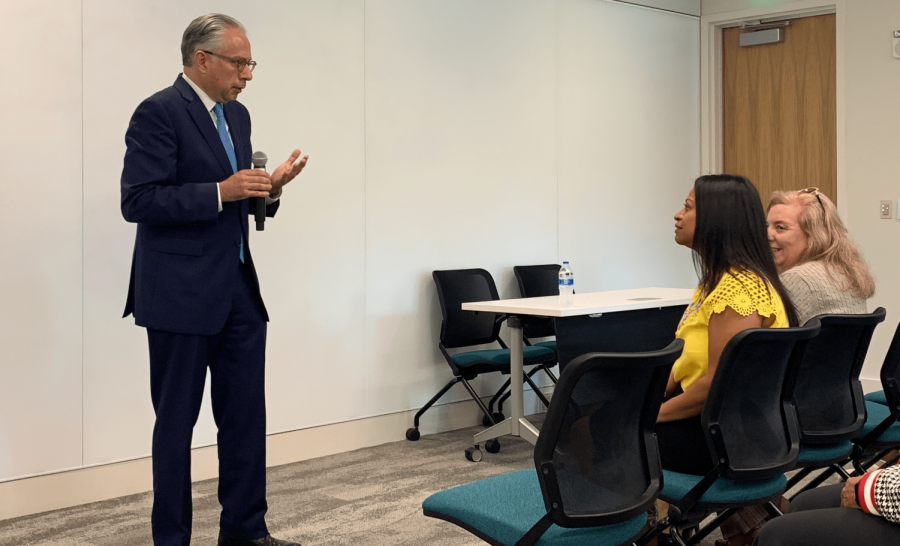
[768,189,875,298]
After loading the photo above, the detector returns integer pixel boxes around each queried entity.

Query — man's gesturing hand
[219,169,273,202]
[841,477,861,509]
[269,149,309,198]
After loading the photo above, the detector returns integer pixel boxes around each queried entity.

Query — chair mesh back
[513,264,561,339]
[715,337,796,471]
[534,341,683,527]
[554,306,685,373]
[793,311,884,442]
[881,322,900,420]
[552,366,657,513]
[433,269,501,348]
[703,324,820,480]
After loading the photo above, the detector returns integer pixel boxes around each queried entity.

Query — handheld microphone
[251,151,268,231]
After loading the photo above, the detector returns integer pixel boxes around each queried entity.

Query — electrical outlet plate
[880,200,892,219]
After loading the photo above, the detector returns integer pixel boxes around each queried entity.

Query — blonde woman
[767,188,875,325]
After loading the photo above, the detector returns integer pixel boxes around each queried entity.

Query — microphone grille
[251,151,268,168]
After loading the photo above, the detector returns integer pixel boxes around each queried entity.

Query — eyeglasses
[202,50,257,73]
[798,187,824,210]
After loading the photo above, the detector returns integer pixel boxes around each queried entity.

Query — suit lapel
[175,76,234,177]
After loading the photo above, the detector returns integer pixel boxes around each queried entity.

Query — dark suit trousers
[752,484,900,546]
[148,263,268,546]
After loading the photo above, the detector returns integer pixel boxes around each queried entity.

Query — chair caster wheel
[492,412,505,423]
[485,439,501,453]
[482,414,494,427]
[405,428,420,441]
[464,446,484,462]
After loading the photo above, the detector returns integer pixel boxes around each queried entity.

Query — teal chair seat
[860,401,900,443]
[452,345,555,368]
[423,470,648,546]
[796,441,852,465]
[661,470,787,507]
[865,390,888,406]
[533,340,557,353]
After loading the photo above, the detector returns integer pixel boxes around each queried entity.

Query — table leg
[508,317,523,436]
[473,317,534,445]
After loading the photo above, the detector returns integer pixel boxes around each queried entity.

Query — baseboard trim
[0,388,552,521]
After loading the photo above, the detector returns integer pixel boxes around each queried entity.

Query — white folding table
[462,287,695,450]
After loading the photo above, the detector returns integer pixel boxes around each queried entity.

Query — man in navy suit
[121,14,306,546]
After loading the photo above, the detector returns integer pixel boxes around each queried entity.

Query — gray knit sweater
[780,260,867,325]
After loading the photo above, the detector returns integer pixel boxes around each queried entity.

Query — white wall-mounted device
[893,30,900,59]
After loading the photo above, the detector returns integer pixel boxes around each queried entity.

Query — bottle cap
[563,261,569,264]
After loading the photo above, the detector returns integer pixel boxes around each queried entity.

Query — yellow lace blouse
[672,269,789,391]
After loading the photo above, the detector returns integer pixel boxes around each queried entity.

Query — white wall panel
[240,1,367,432]
[558,0,700,293]
[364,0,559,413]
[81,0,366,465]
[0,1,84,480]
[6,0,703,480]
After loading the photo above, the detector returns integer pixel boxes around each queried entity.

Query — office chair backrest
[880,321,900,421]
[793,308,885,443]
[532,339,684,528]
[513,264,561,339]
[554,306,686,372]
[433,269,502,349]
[702,321,821,481]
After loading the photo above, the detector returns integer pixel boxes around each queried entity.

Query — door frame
[700,0,846,216]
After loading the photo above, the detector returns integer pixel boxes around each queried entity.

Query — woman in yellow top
[658,174,797,475]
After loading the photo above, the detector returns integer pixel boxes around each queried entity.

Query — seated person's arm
[845,465,900,524]
[658,307,766,422]
[663,372,682,399]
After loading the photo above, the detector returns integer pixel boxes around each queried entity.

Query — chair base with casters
[405,344,555,452]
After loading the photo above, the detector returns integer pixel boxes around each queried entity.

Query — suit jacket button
[235,240,241,247]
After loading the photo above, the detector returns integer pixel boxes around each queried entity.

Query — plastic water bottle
[558,262,574,307]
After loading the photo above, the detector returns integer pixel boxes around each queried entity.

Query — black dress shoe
[218,531,302,546]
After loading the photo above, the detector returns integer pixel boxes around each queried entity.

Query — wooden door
[722,14,836,204]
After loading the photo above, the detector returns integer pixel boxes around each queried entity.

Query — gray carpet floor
[0,425,835,545]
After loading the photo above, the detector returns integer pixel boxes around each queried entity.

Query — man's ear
[193,50,208,73]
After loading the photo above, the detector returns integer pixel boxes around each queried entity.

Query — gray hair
[181,13,246,66]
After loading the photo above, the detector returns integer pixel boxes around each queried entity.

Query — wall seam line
[556,0,560,263]
[363,0,369,412]
[81,0,86,469]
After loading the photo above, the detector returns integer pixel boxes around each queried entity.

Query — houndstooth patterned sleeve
[874,465,900,524]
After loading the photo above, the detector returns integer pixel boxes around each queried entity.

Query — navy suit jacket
[121,74,278,335]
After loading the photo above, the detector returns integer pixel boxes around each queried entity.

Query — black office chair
[406,269,556,449]
[423,339,684,546]
[638,321,821,546]
[783,308,885,497]
[512,262,562,358]
[849,320,900,474]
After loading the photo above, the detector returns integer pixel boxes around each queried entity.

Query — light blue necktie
[213,103,243,262]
